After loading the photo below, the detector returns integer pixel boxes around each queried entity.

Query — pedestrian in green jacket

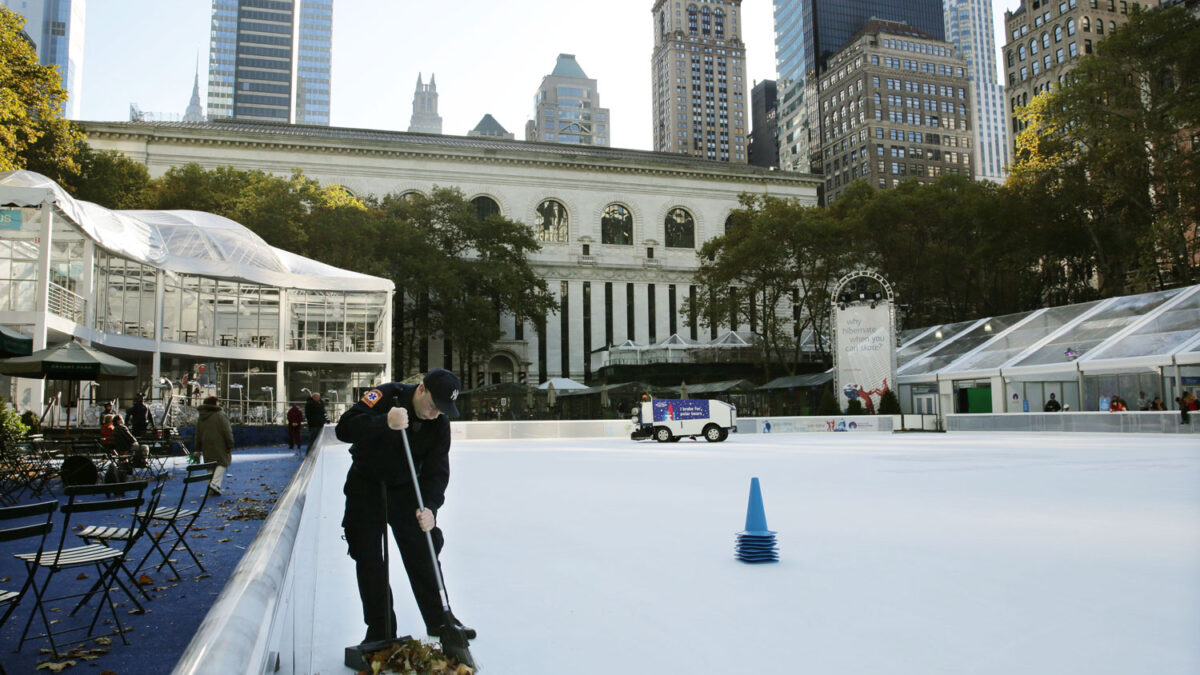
[195,395,234,496]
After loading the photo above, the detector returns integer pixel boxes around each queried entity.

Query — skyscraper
[944,0,1009,182]
[183,62,205,123]
[651,0,749,163]
[2,0,87,119]
[773,0,944,171]
[748,80,779,168]
[408,73,442,134]
[526,54,610,147]
[206,0,333,125]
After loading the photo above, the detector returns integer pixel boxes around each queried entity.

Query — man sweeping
[335,368,476,657]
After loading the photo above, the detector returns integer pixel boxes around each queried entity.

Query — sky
[74,0,1024,152]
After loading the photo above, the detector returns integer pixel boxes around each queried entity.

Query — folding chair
[13,481,147,656]
[0,501,58,629]
[135,461,216,576]
[75,473,169,604]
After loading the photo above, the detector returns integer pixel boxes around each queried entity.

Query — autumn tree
[0,7,83,177]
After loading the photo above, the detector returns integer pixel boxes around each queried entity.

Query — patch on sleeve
[361,389,383,407]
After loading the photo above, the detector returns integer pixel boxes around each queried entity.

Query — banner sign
[833,303,895,413]
[651,399,710,422]
[0,209,21,230]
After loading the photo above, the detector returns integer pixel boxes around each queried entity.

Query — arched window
[724,214,740,235]
[1007,50,1014,67]
[601,204,633,245]
[1054,25,1063,41]
[472,195,500,222]
[1096,18,1104,34]
[398,190,424,203]
[664,208,695,249]
[1068,17,1077,34]
[701,6,711,35]
[1042,33,1050,48]
[535,199,568,243]
[874,92,881,104]
[687,5,698,34]
[1029,39,1038,55]
[1082,16,1090,31]
[714,9,724,38]
[1018,45,1026,60]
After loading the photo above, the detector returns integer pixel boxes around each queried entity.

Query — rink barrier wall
[946,411,1200,434]
[171,425,330,675]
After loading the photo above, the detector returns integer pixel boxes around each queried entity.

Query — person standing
[305,392,327,452]
[195,395,234,496]
[286,402,304,449]
[1043,393,1062,412]
[335,368,475,646]
[126,393,154,438]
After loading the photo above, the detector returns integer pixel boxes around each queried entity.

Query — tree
[0,7,83,176]
[377,188,555,379]
[1009,6,1200,293]
[684,194,860,379]
[70,146,153,209]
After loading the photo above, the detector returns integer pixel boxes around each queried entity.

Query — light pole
[326,390,339,418]
[229,383,244,423]
[261,386,275,424]
[158,377,176,427]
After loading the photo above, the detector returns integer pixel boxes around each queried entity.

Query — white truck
[630,398,737,442]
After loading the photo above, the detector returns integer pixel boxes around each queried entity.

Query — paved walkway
[0,446,305,674]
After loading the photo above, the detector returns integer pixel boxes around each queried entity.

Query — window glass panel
[664,207,695,248]
[601,204,633,245]
[535,199,568,243]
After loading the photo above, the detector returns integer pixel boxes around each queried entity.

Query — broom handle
[397,404,452,611]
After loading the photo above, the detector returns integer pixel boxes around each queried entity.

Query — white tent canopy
[537,377,587,390]
[0,170,391,292]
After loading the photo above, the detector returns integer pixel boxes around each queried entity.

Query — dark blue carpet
[0,446,304,674]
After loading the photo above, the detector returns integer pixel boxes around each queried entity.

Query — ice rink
[297,432,1200,674]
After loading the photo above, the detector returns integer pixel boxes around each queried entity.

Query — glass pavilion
[0,171,392,425]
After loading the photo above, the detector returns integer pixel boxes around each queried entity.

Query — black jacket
[335,382,451,511]
[305,397,327,427]
[126,401,153,435]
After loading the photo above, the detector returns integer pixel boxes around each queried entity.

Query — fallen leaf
[137,574,154,586]
[94,637,113,646]
[218,538,231,543]
[35,660,76,672]
[76,573,88,580]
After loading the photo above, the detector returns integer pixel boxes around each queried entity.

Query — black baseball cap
[423,368,461,419]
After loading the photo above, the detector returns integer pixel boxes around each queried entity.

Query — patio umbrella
[599,383,609,410]
[0,325,32,358]
[680,381,688,399]
[0,341,138,435]
[546,381,556,409]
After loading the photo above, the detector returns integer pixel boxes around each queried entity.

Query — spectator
[1043,393,1062,412]
[102,401,123,426]
[1136,391,1149,410]
[195,395,234,496]
[99,413,116,446]
[126,393,154,438]
[286,402,304,449]
[1108,396,1127,412]
[112,415,150,469]
[1185,391,1199,411]
[1150,395,1165,411]
[305,392,327,453]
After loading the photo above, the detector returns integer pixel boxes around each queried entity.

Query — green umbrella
[0,341,138,435]
[0,326,32,358]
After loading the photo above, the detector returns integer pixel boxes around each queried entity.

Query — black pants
[343,469,447,640]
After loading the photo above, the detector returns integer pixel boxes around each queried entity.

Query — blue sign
[0,209,21,230]
[651,399,710,422]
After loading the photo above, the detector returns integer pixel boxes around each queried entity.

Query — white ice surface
[301,432,1200,674]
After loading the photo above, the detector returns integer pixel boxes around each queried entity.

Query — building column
[24,201,55,415]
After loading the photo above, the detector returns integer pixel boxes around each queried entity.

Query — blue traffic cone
[735,477,779,563]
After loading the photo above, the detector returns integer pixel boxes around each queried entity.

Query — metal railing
[48,281,86,323]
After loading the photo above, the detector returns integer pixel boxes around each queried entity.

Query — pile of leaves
[35,637,112,672]
[216,495,276,521]
[358,639,474,675]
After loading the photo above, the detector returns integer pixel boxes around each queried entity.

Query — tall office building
[944,0,1008,182]
[816,20,973,203]
[526,54,610,146]
[651,0,749,163]
[748,79,779,167]
[207,0,333,125]
[774,0,944,172]
[2,0,86,119]
[183,65,205,123]
[408,73,442,134]
[1002,0,1141,162]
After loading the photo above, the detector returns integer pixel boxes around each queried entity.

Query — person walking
[335,368,475,647]
[305,392,327,452]
[126,393,154,438]
[286,402,304,450]
[195,395,234,496]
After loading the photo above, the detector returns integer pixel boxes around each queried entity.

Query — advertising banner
[651,399,710,422]
[834,303,894,413]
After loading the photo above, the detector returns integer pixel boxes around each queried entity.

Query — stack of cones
[735,477,779,563]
